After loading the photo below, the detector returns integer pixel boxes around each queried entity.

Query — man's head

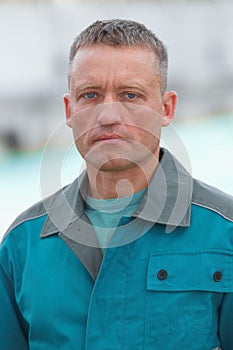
[68,19,168,94]
[64,19,177,176]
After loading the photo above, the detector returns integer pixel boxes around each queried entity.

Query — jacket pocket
[145,249,233,350]
[147,249,233,293]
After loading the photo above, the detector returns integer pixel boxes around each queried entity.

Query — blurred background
[1,0,233,238]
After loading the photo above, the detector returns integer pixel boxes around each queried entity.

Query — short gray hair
[68,19,168,93]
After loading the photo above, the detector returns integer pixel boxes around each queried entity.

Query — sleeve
[0,243,29,349]
[219,292,233,350]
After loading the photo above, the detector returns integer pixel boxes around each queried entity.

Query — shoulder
[2,173,86,244]
[2,185,69,242]
[192,178,233,222]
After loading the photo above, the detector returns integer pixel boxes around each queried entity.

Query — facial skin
[64,45,177,198]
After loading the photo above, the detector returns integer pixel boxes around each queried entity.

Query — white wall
[0,1,233,146]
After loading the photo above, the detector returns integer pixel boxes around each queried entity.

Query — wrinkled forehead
[68,45,161,93]
[69,44,160,79]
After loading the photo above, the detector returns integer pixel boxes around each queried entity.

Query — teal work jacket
[1,148,233,350]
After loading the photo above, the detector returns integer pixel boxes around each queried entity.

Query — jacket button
[213,271,222,282]
[157,269,168,280]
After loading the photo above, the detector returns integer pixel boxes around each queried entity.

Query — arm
[0,250,28,349]
[219,292,233,350]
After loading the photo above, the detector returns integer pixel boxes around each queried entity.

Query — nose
[96,101,122,126]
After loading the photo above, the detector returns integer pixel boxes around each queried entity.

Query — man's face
[64,45,176,172]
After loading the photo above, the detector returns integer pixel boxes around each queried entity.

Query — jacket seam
[0,258,14,289]
[3,213,47,241]
[192,201,233,223]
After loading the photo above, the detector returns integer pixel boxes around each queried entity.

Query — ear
[63,93,72,128]
[161,91,177,127]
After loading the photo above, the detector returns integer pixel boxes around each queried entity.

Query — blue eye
[126,93,137,99]
[85,92,96,99]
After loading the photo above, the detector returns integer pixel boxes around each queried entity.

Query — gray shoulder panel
[192,179,233,222]
[2,185,68,241]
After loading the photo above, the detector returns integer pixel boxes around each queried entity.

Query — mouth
[94,133,125,142]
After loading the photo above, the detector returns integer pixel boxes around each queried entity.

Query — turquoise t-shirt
[84,188,146,252]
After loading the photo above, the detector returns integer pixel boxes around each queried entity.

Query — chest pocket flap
[147,249,233,293]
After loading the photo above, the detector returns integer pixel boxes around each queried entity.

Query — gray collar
[133,148,192,229]
[41,148,193,240]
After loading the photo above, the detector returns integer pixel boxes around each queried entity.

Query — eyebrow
[72,81,152,94]
[73,84,102,92]
[117,83,146,90]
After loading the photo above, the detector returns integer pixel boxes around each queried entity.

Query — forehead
[70,44,159,77]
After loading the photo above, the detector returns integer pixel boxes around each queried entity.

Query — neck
[86,149,160,199]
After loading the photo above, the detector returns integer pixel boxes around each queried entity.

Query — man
[1,19,233,350]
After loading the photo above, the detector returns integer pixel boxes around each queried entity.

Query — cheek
[73,133,89,158]
[126,106,162,140]
[73,128,87,145]
[71,115,90,142]
[70,106,100,136]
[128,122,161,145]
[71,121,89,155]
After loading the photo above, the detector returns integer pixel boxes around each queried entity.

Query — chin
[86,157,136,172]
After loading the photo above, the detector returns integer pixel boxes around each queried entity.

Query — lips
[94,133,124,142]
